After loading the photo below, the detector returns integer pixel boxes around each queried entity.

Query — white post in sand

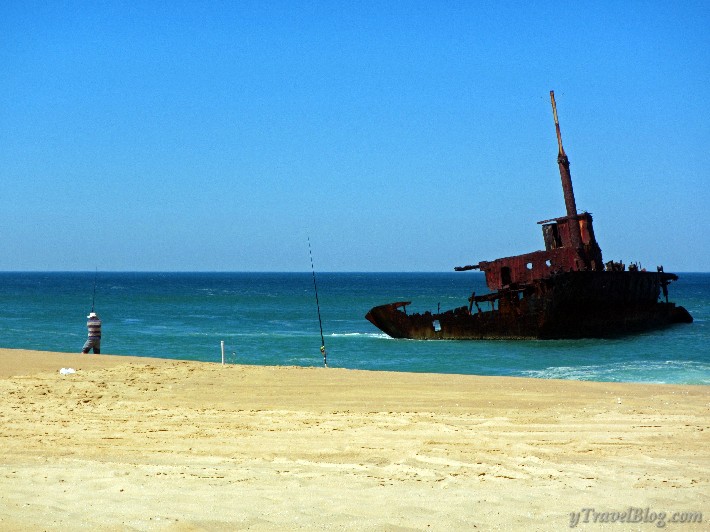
[221,340,225,365]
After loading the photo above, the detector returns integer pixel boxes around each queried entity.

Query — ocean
[0,272,707,384]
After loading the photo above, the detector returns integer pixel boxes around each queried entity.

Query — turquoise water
[0,272,707,384]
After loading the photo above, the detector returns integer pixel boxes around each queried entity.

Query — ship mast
[550,91,582,249]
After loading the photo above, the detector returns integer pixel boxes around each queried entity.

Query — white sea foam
[329,332,391,339]
[522,360,710,385]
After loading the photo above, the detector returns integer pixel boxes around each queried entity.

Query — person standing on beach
[82,312,102,354]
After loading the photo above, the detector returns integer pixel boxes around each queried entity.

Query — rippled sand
[0,348,707,530]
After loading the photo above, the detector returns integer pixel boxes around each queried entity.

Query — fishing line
[308,237,327,368]
[91,267,98,313]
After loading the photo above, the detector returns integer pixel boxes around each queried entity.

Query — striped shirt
[87,318,102,338]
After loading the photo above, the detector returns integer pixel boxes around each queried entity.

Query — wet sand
[0,348,707,530]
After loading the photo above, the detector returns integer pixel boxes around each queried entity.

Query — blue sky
[2,1,708,272]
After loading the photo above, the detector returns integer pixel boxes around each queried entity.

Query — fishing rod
[308,237,327,368]
[91,267,98,313]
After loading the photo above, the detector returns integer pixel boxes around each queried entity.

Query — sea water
[0,272,707,384]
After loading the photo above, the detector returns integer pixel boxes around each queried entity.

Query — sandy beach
[0,348,707,530]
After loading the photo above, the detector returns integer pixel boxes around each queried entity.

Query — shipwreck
[366,92,693,340]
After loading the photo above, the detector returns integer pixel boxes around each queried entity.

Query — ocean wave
[522,360,710,385]
[329,332,393,339]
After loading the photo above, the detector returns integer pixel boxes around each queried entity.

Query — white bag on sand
[59,368,76,375]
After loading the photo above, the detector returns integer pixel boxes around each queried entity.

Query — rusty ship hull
[366,271,693,340]
[366,92,693,340]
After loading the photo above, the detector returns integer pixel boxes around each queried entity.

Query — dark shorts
[82,337,101,354]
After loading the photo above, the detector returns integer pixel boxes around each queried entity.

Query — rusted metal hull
[366,271,693,340]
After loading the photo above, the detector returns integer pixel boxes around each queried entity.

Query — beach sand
[0,348,707,530]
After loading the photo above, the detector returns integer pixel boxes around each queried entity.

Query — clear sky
[2,1,708,272]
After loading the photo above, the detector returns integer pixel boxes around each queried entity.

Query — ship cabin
[475,212,604,291]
